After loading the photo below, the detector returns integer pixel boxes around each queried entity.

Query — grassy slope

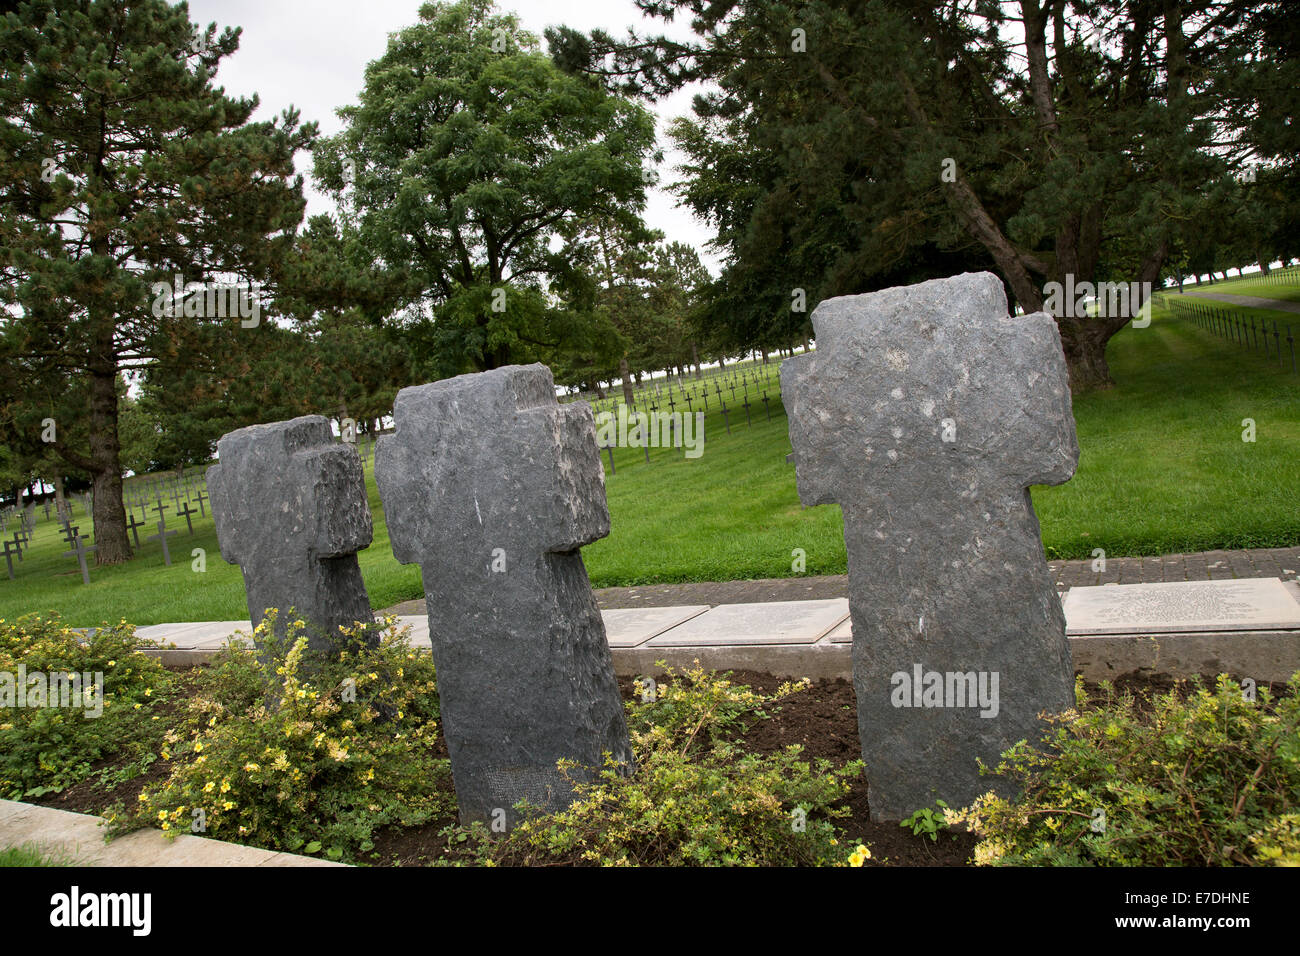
[1,302,1296,627]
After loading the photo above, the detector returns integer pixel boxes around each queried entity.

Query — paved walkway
[1181,290,1300,313]
[0,799,344,866]
[574,546,1300,610]
[376,546,1300,614]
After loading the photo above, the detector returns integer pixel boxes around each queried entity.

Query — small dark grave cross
[208,416,376,651]
[742,393,752,426]
[374,364,632,827]
[8,532,23,562]
[153,498,168,524]
[196,486,210,517]
[146,514,179,566]
[720,401,730,434]
[762,392,771,422]
[782,272,1078,821]
[42,500,51,520]
[63,533,96,585]
[2,539,19,579]
[125,512,145,548]
[59,523,80,546]
[176,501,197,535]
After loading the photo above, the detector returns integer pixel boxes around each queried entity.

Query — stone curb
[139,629,1300,684]
[0,799,348,867]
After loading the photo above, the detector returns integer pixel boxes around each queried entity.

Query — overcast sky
[186,0,722,273]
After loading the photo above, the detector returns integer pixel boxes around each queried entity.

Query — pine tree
[0,0,315,562]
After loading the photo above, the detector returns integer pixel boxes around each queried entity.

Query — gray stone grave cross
[375,363,632,827]
[782,272,1079,821]
[125,512,145,548]
[194,487,208,518]
[207,415,375,651]
[2,539,19,578]
[176,501,197,535]
[7,531,23,562]
[42,500,51,520]
[146,515,178,566]
[58,523,79,547]
[63,533,96,585]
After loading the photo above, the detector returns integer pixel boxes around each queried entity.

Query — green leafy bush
[475,665,863,866]
[949,674,1300,866]
[129,614,449,862]
[0,614,173,799]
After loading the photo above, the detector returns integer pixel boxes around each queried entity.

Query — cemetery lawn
[1,300,1297,626]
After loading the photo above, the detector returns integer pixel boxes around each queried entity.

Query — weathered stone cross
[375,364,632,827]
[125,512,145,548]
[207,415,375,651]
[146,514,178,566]
[782,272,1079,820]
[63,533,96,585]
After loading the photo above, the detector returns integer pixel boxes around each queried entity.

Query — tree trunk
[1060,325,1116,392]
[691,341,700,378]
[53,472,67,518]
[88,363,131,564]
[619,357,634,406]
[1258,255,1270,276]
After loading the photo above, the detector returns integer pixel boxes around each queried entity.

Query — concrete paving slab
[602,605,710,647]
[824,618,852,644]
[0,800,346,866]
[1063,578,1300,635]
[645,599,848,647]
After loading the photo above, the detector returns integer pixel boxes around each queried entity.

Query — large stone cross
[782,272,1079,820]
[207,415,375,652]
[375,364,632,827]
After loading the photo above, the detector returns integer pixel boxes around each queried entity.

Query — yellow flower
[193,741,203,753]
[848,845,872,867]
[203,781,215,793]
[244,762,260,773]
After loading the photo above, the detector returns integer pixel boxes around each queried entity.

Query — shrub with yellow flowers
[947,673,1300,866]
[133,613,449,862]
[0,614,172,799]
[476,664,862,866]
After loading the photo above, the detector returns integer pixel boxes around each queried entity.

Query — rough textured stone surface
[782,272,1079,821]
[207,415,375,652]
[375,364,632,826]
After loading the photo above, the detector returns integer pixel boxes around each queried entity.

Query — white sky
[186,0,721,272]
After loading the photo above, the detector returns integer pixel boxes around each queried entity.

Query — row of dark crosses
[1170,299,1297,375]
[3,520,31,579]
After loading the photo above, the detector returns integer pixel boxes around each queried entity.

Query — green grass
[0,844,71,866]
[1,301,1297,626]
